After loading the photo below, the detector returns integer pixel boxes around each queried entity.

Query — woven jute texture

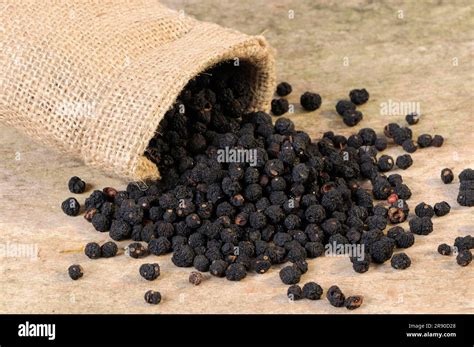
[0,1,276,180]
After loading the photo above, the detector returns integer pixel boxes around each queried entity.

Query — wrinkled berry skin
[344,295,363,310]
[300,92,322,111]
[101,241,118,258]
[456,250,472,266]
[271,98,289,116]
[437,243,452,256]
[127,242,148,259]
[287,284,303,300]
[342,110,363,127]
[369,238,394,263]
[391,253,411,269]
[405,113,419,125]
[139,263,160,281]
[352,258,370,273]
[417,134,432,148]
[441,168,454,184]
[409,217,433,235]
[396,154,413,170]
[68,176,86,194]
[431,135,444,147]
[302,282,323,300]
[415,202,434,218]
[68,264,83,280]
[171,244,194,267]
[144,290,161,305]
[326,285,345,307]
[148,237,171,256]
[276,82,292,97]
[225,263,247,281]
[84,242,101,259]
[349,88,369,105]
[61,197,81,216]
[210,259,228,277]
[336,100,356,116]
[189,271,203,285]
[91,213,110,232]
[279,265,301,284]
[434,201,450,217]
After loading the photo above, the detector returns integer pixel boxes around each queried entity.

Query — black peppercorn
[271,98,289,116]
[300,92,322,111]
[369,237,394,263]
[417,134,432,148]
[144,290,161,305]
[326,285,345,307]
[139,263,160,281]
[68,176,86,194]
[279,265,302,285]
[396,154,413,170]
[358,128,377,146]
[401,139,417,153]
[171,244,194,267]
[302,282,323,300]
[127,242,148,259]
[336,100,356,116]
[342,110,363,127]
[433,201,450,217]
[344,295,363,310]
[189,271,203,285]
[409,216,433,235]
[377,155,394,172]
[415,202,434,218]
[84,242,101,259]
[85,190,107,210]
[68,264,83,280]
[287,284,303,300]
[440,168,454,184]
[384,123,400,138]
[91,213,110,232]
[431,135,444,147]
[349,88,369,105]
[374,137,388,151]
[225,263,247,281]
[276,82,292,97]
[391,253,411,269]
[456,249,472,266]
[437,243,452,256]
[109,220,132,241]
[209,259,228,277]
[100,241,118,258]
[61,197,81,216]
[405,113,419,125]
[352,258,370,273]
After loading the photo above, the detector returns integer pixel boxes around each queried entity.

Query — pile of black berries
[61,62,468,306]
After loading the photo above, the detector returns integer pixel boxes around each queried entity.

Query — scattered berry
[391,253,411,269]
[437,244,452,256]
[144,290,161,305]
[68,176,86,194]
[68,264,83,280]
[61,197,81,216]
[276,82,292,97]
[349,88,369,105]
[441,168,454,184]
[300,92,322,111]
[189,271,204,285]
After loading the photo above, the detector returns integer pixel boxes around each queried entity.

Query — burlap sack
[0,0,276,181]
